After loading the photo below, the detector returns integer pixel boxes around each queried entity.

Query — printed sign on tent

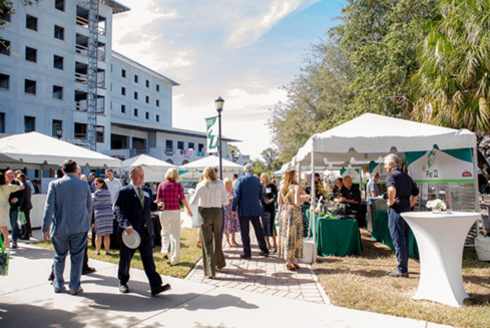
[406,148,474,183]
[340,167,361,184]
[369,161,388,184]
[205,116,218,153]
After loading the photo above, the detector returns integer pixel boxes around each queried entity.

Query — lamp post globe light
[215,96,224,180]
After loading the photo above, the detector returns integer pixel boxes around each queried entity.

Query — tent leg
[472,146,482,237]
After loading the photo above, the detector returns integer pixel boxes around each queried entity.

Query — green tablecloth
[371,210,419,258]
[316,217,362,256]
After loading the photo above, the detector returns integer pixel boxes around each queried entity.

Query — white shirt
[189,180,229,208]
[105,177,123,203]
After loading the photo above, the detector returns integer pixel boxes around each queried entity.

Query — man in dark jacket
[18,173,33,240]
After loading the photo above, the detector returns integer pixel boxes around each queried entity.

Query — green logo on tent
[428,150,436,168]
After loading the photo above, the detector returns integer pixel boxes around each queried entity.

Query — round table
[400,211,480,307]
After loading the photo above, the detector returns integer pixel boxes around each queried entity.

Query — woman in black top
[260,173,278,253]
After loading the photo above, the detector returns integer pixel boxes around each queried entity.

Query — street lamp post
[215,96,224,180]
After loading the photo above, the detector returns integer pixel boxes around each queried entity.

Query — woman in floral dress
[277,169,309,271]
[0,173,24,249]
[222,178,240,247]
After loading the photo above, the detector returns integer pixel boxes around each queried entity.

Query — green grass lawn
[33,227,202,279]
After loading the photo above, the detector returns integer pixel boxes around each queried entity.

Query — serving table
[316,217,362,256]
[400,211,480,307]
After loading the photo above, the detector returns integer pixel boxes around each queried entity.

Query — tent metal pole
[311,149,316,248]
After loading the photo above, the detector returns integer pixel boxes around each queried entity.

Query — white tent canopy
[121,154,174,183]
[0,132,122,169]
[294,113,476,167]
[180,155,243,180]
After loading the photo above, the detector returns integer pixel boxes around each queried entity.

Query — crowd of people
[0,153,417,296]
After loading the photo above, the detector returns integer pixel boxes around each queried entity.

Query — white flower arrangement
[426,199,447,212]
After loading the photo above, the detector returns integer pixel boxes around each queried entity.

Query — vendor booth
[293,113,480,307]
[0,132,122,228]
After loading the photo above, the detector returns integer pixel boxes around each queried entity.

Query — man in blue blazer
[232,164,269,259]
[114,165,170,296]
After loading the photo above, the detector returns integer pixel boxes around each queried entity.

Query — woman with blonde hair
[156,167,193,265]
[277,169,309,270]
[260,173,278,252]
[223,177,239,247]
[189,166,228,279]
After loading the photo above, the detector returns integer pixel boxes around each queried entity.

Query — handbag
[18,210,27,226]
[0,237,10,276]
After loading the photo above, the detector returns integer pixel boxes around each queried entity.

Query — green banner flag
[205,116,218,153]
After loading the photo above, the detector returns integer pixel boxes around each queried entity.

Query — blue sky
[112,0,343,160]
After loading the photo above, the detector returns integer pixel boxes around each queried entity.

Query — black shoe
[48,272,55,281]
[119,284,130,294]
[151,283,171,296]
[240,254,251,260]
[82,267,96,275]
[12,241,17,249]
[259,251,269,257]
[388,270,409,278]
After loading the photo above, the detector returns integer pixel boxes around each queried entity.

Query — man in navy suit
[232,163,269,259]
[114,165,171,296]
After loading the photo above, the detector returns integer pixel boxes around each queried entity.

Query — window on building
[177,141,184,151]
[121,87,125,95]
[52,119,62,138]
[54,25,64,40]
[134,75,138,83]
[156,84,160,92]
[0,8,11,22]
[53,55,63,70]
[55,0,65,11]
[24,79,36,95]
[97,125,104,143]
[26,15,38,31]
[166,140,173,150]
[146,80,149,88]
[188,142,195,150]
[145,96,149,104]
[121,104,126,113]
[0,113,5,133]
[198,143,204,152]
[25,47,37,63]
[156,99,160,107]
[24,116,35,132]
[134,91,138,100]
[156,115,160,122]
[134,108,138,116]
[121,69,126,78]
[111,134,128,149]
[0,40,10,56]
[74,122,87,139]
[0,74,9,90]
[53,85,63,99]
[145,111,149,120]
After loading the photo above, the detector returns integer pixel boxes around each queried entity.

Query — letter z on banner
[205,116,218,153]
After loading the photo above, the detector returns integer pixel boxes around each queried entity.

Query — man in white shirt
[105,169,123,204]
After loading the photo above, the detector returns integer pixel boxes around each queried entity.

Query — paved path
[187,241,330,304]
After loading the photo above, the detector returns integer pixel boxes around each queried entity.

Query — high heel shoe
[293,263,301,270]
[286,264,296,271]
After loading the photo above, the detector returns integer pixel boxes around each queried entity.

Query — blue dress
[92,189,113,236]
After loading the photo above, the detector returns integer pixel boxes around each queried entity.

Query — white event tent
[293,113,479,259]
[121,154,175,183]
[0,132,122,169]
[180,155,243,180]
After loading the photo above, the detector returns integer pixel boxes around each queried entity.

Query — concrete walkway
[0,232,451,328]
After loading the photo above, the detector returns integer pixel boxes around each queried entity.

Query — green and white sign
[205,116,218,153]
[369,161,387,184]
[340,167,361,184]
[406,147,474,183]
